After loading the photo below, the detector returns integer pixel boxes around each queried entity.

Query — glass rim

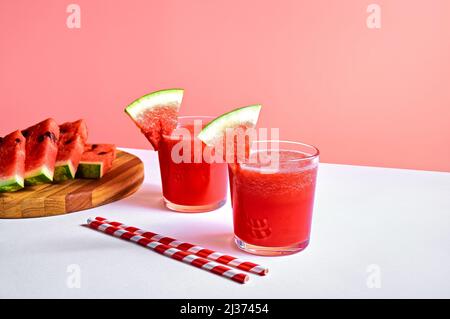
[250,139,320,162]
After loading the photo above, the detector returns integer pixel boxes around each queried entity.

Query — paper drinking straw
[94,216,268,276]
[86,218,249,284]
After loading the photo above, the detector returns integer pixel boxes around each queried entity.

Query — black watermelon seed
[64,139,73,145]
[0,137,3,144]
[92,144,98,149]
[60,129,67,134]
[44,131,57,143]
[98,151,107,155]
[37,135,44,142]
[15,138,21,143]
[21,130,29,138]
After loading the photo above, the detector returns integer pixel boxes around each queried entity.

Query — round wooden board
[0,150,144,218]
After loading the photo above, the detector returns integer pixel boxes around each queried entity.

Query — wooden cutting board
[0,150,144,218]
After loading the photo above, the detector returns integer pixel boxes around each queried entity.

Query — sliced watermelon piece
[54,119,88,182]
[22,118,60,185]
[0,131,26,192]
[198,105,262,163]
[124,88,184,150]
[76,144,116,179]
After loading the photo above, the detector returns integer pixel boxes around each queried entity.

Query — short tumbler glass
[229,140,319,255]
[158,116,228,212]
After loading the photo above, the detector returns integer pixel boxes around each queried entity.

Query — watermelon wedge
[54,119,88,182]
[198,105,262,163]
[124,88,184,150]
[76,144,116,179]
[22,118,60,185]
[0,131,26,192]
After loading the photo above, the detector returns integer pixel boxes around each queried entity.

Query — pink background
[1,0,449,172]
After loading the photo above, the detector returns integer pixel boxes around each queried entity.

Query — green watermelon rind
[76,161,103,179]
[24,166,53,185]
[124,88,184,120]
[53,160,76,182]
[0,175,24,192]
[197,104,262,146]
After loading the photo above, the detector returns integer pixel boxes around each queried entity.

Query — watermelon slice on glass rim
[0,130,26,192]
[197,104,262,164]
[124,88,184,150]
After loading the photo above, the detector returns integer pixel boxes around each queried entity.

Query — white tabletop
[1,148,449,299]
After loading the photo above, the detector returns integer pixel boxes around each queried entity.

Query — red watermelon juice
[230,141,319,255]
[158,116,228,212]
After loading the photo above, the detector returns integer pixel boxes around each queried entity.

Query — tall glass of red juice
[158,116,228,212]
[229,140,319,255]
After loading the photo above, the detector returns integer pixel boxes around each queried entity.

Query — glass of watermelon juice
[229,140,319,255]
[158,116,228,212]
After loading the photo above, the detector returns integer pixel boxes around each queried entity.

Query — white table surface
[1,148,449,299]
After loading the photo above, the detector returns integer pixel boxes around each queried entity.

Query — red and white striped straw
[87,218,249,284]
[94,216,268,276]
